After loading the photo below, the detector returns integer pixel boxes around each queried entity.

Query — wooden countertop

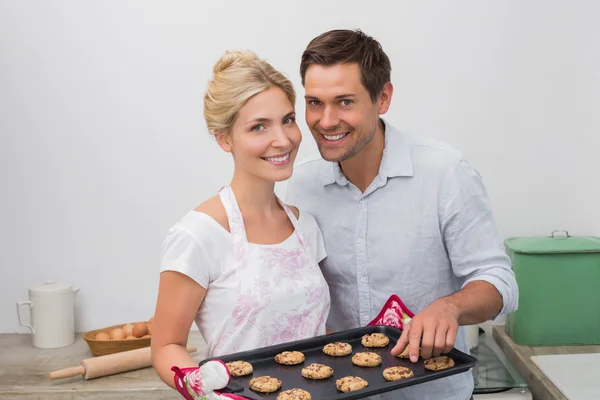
[492,324,600,400]
[0,331,207,399]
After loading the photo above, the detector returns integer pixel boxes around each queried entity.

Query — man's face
[304,63,388,162]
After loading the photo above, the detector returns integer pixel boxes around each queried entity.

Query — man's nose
[318,106,340,131]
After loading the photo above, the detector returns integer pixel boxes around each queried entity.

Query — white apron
[212,186,330,356]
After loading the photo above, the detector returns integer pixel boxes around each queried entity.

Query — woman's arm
[151,271,207,388]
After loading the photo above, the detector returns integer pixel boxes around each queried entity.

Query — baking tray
[201,325,477,400]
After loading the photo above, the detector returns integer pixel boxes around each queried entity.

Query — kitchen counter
[0,331,208,399]
[493,324,600,400]
[0,327,538,399]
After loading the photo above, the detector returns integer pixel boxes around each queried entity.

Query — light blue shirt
[286,120,518,400]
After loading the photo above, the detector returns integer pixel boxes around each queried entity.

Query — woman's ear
[215,130,232,153]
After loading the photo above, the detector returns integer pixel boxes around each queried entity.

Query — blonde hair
[204,50,296,136]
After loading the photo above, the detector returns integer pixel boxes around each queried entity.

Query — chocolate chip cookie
[301,363,334,380]
[276,388,312,400]
[396,344,411,359]
[351,352,382,367]
[361,332,390,347]
[323,342,352,356]
[424,356,455,371]
[226,360,253,377]
[336,376,369,392]
[249,376,282,393]
[274,351,305,365]
[383,366,414,381]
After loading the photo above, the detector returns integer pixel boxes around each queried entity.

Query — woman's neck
[229,171,280,219]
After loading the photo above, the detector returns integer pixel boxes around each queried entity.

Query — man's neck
[339,119,385,193]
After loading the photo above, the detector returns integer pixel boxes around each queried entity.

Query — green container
[505,230,600,346]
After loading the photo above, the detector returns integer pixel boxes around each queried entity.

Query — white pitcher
[16,280,79,349]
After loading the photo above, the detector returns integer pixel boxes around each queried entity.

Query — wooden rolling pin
[48,345,198,380]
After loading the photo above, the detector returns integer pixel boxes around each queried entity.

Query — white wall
[1,1,598,333]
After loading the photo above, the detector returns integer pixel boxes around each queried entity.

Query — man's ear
[377,82,394,115]
[215,130,232,153]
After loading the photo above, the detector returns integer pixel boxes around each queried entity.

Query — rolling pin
[48,345,198,380]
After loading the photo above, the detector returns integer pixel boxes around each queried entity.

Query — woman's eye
[252,124,265,132]
[283,117,295,125]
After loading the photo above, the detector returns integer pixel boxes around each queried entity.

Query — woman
[151,50,331,398]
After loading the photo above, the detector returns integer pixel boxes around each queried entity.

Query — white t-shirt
[160,209,327,355]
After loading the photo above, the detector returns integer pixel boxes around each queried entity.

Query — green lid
[505,230,600,254]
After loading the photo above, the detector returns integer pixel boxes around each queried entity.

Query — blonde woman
[151,51,331,399]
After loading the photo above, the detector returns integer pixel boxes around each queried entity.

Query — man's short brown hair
[300,29,391,102]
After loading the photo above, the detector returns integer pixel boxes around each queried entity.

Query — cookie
[336,376,369,392]
[424,356,455,371]
[396,344,411,359]
[277,388,312,400]
[351,352,382,367]
[383,366,414,381]
[323,342,352,356]
[361,333,390,347]
[249,376,282,393]
[226,360,253,377]
[301,363,334,380]
[274,351,305,365]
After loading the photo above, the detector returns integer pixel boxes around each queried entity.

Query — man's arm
[446,280,503,325]
[392,159,518,361]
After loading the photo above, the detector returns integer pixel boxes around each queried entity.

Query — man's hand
[390,298,459,362]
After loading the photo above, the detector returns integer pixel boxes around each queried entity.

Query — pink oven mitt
[172,361,248,400]
[367,294,415,329]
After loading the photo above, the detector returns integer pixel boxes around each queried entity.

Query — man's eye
[309,100,322,106]
[341,99,353,106]
[252,125,265,132]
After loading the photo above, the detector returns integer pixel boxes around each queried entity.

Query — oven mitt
[367,294,415,329]
[172,362,248,400]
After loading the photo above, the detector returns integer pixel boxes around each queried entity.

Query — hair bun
[212,50,259,74]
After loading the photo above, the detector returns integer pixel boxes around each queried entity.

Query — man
[286,29,519,400]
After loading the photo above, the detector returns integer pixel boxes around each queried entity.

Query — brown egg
[132,322,148,338]
[95,332,110,341]
[148,316,154,324]
[147,321,153,335]
[142,334,151,339]
[123,323,134,337]
[109,328,126,340]
[125,335,137,340]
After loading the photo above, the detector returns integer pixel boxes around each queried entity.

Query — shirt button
[359,199,364,203]
[363,316,369,322]
[357,237,364,244]
[360,277,366,283]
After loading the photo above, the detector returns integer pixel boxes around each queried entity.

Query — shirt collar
[321,119,415,186]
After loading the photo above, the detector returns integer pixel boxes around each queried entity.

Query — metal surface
[203,325,477,400]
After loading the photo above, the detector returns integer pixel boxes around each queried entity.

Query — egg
[123,323,134,337]
[95,332,110,341]
[132,322,148,338]
[147,321,153,335]
[125,335,137,340]
[142,334,151,339]
[110,328,126,340]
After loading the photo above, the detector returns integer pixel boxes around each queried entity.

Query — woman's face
[219,87,302,182]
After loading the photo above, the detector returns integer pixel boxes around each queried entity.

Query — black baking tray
[201,325,477,400]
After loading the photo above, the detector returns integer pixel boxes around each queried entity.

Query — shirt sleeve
[440,159,519,319]
[160,224,210,289]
